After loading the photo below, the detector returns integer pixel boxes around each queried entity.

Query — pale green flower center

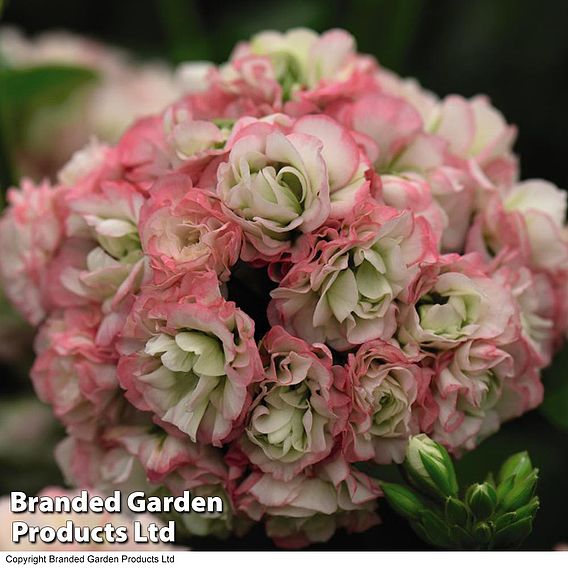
[145,331,226,377]
[249,379,315,461]
[232,160,309,234]
[322,241,401,324]
[458,371,500,417]
[369,374,408,437]
[85,216,142,269]
[418,291,481,339]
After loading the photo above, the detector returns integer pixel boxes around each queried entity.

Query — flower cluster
[1,28,566,548]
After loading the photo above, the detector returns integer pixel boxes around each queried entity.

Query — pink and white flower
[139,173,241,285]
[0,180,67,325]
[398,255,518,353]
[239,326,349,481]
[270,201,436,350]
[31,306,121,441]
[117,272,263,446]
[235,455,381,548]
[429,340,515,452]
[216,114,369,261]
[345,340,427,464]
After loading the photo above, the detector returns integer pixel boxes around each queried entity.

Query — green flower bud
[494,511,517,532]
[498,451,533,484]
[515,496,540,520]
[445,496,469,526]
[449,524,474,549]
[404,434,459,501]
[382,482,427,521]
[418,510,452,549]
[493,517,533,549]
[498,470,538,512]
[472,522,493,545]
[466,482,497,520]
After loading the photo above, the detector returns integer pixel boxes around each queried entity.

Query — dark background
[1,0,567,551]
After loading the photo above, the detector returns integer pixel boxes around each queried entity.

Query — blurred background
[0,0,566,551]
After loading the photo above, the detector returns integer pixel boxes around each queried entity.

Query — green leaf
[0,64,97,108]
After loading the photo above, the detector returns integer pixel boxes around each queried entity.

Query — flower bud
[465,482,497,520]
[404,434,459,501]
[515,496,540,520]
[498,470,538,512]
[417,509,451,549]
[472,522,493,545]
[494,517,533,549]
[382,482,426,521]
[497,451,533,484]
[444,496,469,526]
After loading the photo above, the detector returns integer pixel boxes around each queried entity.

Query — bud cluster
[382,434,539,549]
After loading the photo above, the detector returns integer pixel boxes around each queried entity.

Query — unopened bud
[404,435,458,501]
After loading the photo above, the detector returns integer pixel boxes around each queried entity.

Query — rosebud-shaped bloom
[429,95,518,186]
[430,340,515,452]
[216,117,331,259]
[404,434,458,501]
[270,202,435,350]
[398,255,517,353]
[490,267,555,369]
[328,92,474,252]
[502,180,568,271]
[345,340,426,464]
[117,272,263,446]
[59,180,148,317]
[235,456,380,548]
[491,358,544,427]
[240,327,348,481]
[176,61,215,94]
[105,424,246,540]
[31,307,121,441]
[139,174,241,285]
[163,105,228,161]
[115,115,175,189]
[466,181,568,347]
[235,28,372,99]
[216,55,283,111]
[0,180,67,325]
[380,174,447,249]
[467,180,568,273]
[217,115,369,260]
[375,67,439,125]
